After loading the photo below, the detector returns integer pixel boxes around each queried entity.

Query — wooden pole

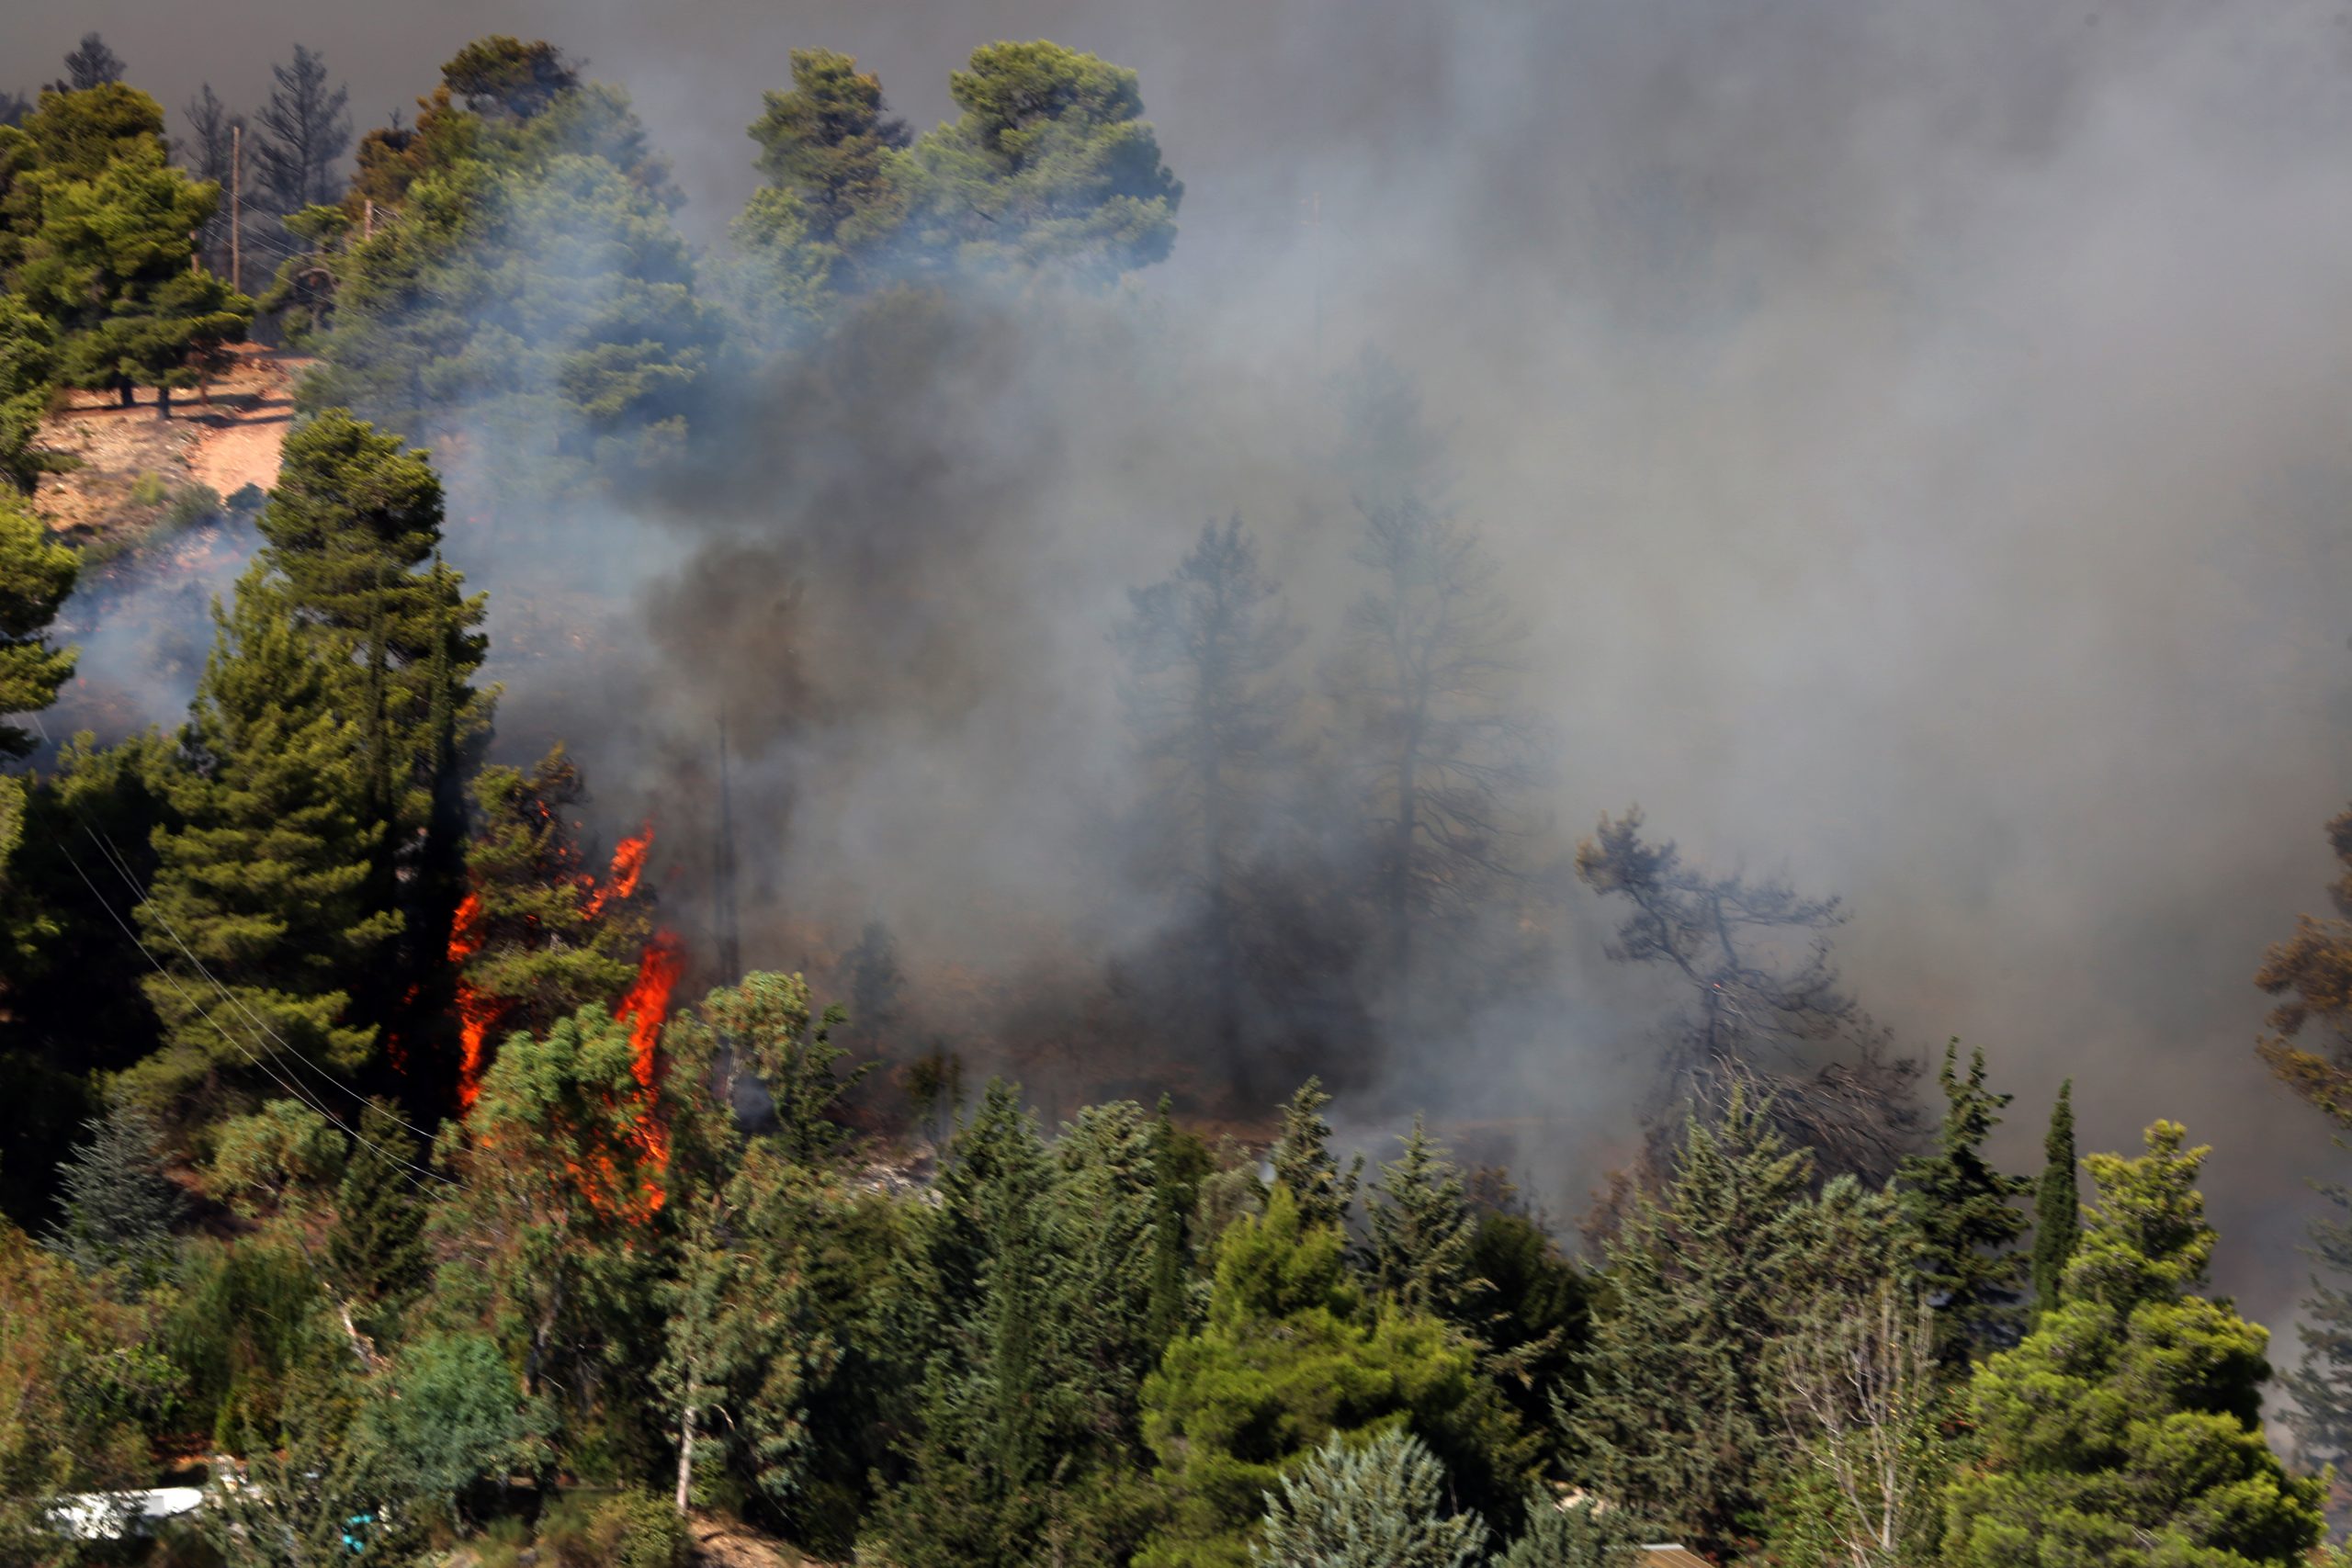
[364,197,374,240]
[230,123,242,293]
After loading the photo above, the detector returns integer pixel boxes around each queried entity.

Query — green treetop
[14,135,251,414]
[2029,1078,2078,1320]
[1139,1182,1535,1568]
[1570,1088,1815,1558]
[899,40,1182,282]
[1944,1122,2325,1568]
[748,51,909,267]
[1896,1042,2030,1371]
[129,568,398,1111]
[1365,1116,1482,1326]
[0,485,76,761]
[1270,1077,1360,1232]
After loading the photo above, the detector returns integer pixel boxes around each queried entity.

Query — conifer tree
[740,48,909,302]
[1366,1116,1481,1325]
[1896,1042,2029,1371]
[1945,1122,2325,1567]
[0,293,58,494]
[1571,1088,1815,1557]
[325,1099,428,1333]
[1271,1077,1360,1233]
[131,567,398,1109]
[1252,1427,1488,1568]
[456,746,651,1046]
[46,1102,180,1278]
[16,134,252,414]
[0,484,75,761]
[1140,1183,1535,1568]
[2279,1181,2352,1473]
[2029,1079,2078,1321]
[1492,1499,1645,1568]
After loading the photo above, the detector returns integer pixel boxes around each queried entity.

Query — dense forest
[4,19,2352,1568]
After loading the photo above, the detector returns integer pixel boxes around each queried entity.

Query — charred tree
[1115,514,1302,1058]
[1575,807,1923,1185]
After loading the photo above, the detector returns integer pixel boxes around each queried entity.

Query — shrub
[128,470,168,508]
[163,484,222,529]
[547,1489,686,1568]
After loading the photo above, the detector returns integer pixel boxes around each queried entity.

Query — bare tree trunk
[674,1389,695,1513]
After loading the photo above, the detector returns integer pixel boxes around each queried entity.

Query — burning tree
[1575,807,1922,1185]
[449,745,668,1106]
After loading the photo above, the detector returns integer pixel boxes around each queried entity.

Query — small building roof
[1637,1548,1713,1568]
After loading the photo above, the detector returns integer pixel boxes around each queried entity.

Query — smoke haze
[12,0,2352,1363]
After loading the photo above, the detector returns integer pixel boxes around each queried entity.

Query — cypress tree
[2029,1079,2078,1320]
[1270,1077,1360,1233]
[46,1102,180,1278]
[1147,1100,1195,1358]
[325,1099,428,1331]
[1896,1041,2030,1371]
[131,567,399,1106]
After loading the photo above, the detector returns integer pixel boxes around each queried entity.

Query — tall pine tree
[325,1099,429,1336]
[1896,1041,2029,1371]
[2029,1079,2078,1322]
[1365,1116,1481,1326]
[130,567,398,1111]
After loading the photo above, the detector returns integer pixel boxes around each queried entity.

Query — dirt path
[34,344,309,543]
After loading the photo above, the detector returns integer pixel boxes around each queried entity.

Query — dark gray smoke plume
[14,0,2352,1370]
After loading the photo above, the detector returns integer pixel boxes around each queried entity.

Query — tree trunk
[674,1384,695,1513]
[157,383,172,420]
[117,378,134,408]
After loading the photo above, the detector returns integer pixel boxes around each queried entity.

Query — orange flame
[583,828,651,922]
[448,894,504,1110]
[607,933,683,1215]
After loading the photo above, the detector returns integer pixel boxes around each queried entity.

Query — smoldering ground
[15,0,2352,1359]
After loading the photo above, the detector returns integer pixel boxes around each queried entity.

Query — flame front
[448,893,501,1110]
[607,932,684,1217]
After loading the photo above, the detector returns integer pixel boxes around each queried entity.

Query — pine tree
[1366,1116,1481,1325]
[1251,1427,1488,1568]
[250,46,351,217]
[131,567,398,1108]
[58,35,126,94]
[1571,1088,1815,1557]
[0,484,76,761]
[2278,1181,2352,1475]
[456,746,651,1050]
[325,1100,428,1333]
[1271,1077,1360,1233]
[0,293,59,494]
[2029,1079,2078,1321]
[45,1102,180,1278]
[1945,1122,2325,1567]
[1895,1041,2030,1371]
[258,410,487,1055]
[743,48,909,295]
[1140,1183,1536,1568]
[1492,1499,1644,1568]
[16,134,253,415]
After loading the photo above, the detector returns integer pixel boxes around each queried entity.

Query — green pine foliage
[1945,1122,2326,1568]
[1366,1115,1482,1325]
[1570,1087,1815,1558]
[901,41,1182,281]
[327,1099,431,1333]
[1250,1427,1488,1568]
[0,484,75,761]
[1271,1076,1361,1232]
[1139,1182,1536,1568]
[11,117,252,413]
[2030,1078,2079,1321]
[300,43,718,484]
[45,1101,180,1278]
[128,567,398,1111]
[1896,1042,2030,1371]
[1492,1498,1645,1568]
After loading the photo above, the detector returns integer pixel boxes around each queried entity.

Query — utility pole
[229,123,243,294]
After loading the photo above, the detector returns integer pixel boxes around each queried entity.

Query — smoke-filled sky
[13,0,2352,1357]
